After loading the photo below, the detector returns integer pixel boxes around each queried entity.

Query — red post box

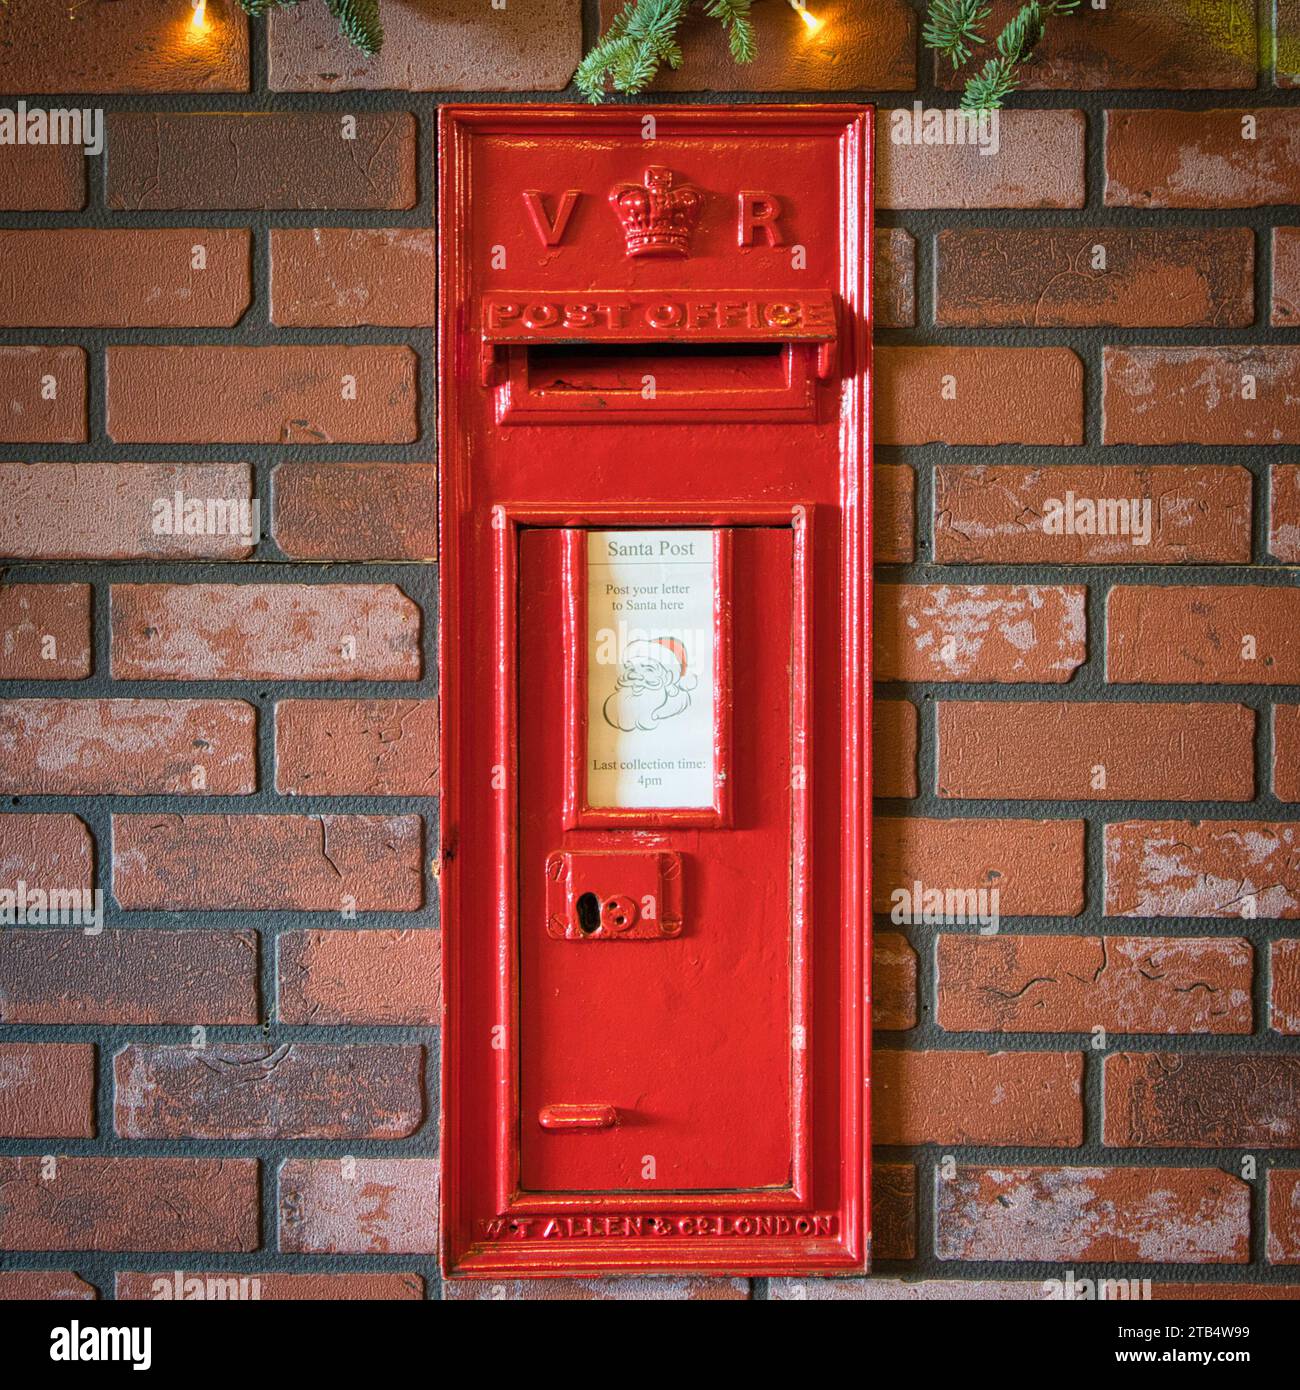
[438,104,873,1278]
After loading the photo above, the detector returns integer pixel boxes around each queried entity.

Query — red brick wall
[1,0,1298,1303]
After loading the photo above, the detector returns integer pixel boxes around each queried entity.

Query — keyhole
[575,892,601,935]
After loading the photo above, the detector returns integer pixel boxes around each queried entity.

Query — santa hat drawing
[624,636,691,684]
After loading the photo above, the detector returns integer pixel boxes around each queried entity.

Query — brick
[446,1277,749,1301]
[1105,1053,1300,1148]
[876,584,1086,683]
[935,1165,1249,1263]
[0,230,251,328]
[877,346,1083,446]
[874,931,917,1031]
[272,462,437,561]
[937,701,1254,802]
[1270,464,1300,560]
[872,699,917,800]
[1104,347,1300,444]
[116,1271,423,1300]
[934,464,1252,565]
[107,112,416,210]
[938,935,1254,1035]
[275,699,437,796]
[772,1278,1046,1300]
[873,816,1085,918]
[110,583,420,682]
[0,0,248,92]
[598,0,913,92]
[936,0,1257,90]
[0,930,258,1025]
[0,699,256,796]
[878,109,1086,210]
[1281,0,1300,85]
[112,813,424,913]
[278,929,442,1026]
[1108,585,1300,684]
[1269,1171,1300,1263]
[270,229,434,328]
[1106,107,1300,207]
[1273,228,1300,324]
[0,1271,96,1300]
[1154,1282,1300,1298]
[0,1157,257,1253]
[0,814,93,896]
[106,346,418,446]
[875,1163,916,1261]
[936,227,1253,328]
[114,1044,423,1140]
[1105,820,1300,919]
[875,1050,1083,1147]
[875,229,916,330]
[0,1044,95,1139]
[1276,707,1300,802]
[278,1158,438,1254]
[0,585,91,679]
[0,462,256,562]
[0,145,85,211]
[1273,941,1300,1033]
[271,0,581,91]
[0,346,85,443]
[873,464,914,565]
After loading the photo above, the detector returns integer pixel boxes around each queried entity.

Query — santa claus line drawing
[602,636,697,733]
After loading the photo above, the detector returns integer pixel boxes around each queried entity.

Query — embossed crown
[609,166,704,258]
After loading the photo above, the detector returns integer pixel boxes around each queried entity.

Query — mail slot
[439,105,873,1278]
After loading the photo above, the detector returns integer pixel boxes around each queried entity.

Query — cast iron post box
[438,104,873,1278]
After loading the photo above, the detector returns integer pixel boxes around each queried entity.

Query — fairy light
[788,0,823,33]
[191,0,208,29]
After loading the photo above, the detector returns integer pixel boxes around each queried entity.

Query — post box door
[518,525,797,1194]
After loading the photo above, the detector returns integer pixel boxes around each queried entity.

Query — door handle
[538,1103,618,1131]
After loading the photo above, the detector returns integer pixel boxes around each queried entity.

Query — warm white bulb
[191,0,208,28]
[789,0,823,34]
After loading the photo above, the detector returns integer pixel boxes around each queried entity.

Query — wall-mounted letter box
[439,105,873,1277]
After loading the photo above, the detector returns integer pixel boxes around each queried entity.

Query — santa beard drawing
[602,637,697,733]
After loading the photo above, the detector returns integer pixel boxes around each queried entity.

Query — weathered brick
[872,699,917,800]
[0,0,248,92]
[874,931,917,1031]
[1276,707,1300,802]
[446,1277,749,1301]
[0,346,85,443]
[275,699,437,796]
[0,1157,258,1252]
[878,109,1086,209]
[1273,940,1300,1034]
[116,1271,423,1300]
[1105,820,1300,919]
[1269,1170,1300,1263]
[277,929,442,1026]
[876,584,1086,683]
[1107,107,1300,207]
[278,1158,438,1254]
[271,0,581,91]
[0,1271,96,1300]
[1108,585,1300,684]
[0,145,85,211]
[271,462,437,561]
[875,229,916,330]
[114,1044,423,1140]
[936,1165,1249,1263]
[0,462,255,562]
[0,585,91,679]
[934,464,1252,565]
[874,464,914,565]
[1281,0,1300,85]
[1154,1282,1300,1298]
[0,930,259,1025]
[107,112,416,210]
[1269,464,1300,561]
[0,699,255,796]
[875,1162,916,1261]
[771,1277,1047,1300]
[936,226,1253,328]
[112,813,424,913]
[0,813,93,897]
[938,935,1254,1035]
[110,583,420,682]
[270,229,434,327]
[1105,1053,1300,1147]
[107,346,418,445]
[1273,227,1300,324]
[1104,347,1300,444]
[877,347,1084,446]
[873,816,1085,918]
[875,1050,1083,1147]
[0,1044,95,1139]
[936,701,1254,802]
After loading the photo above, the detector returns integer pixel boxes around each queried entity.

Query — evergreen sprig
[922,0,990,71]
[924,0,1079,112]
[237,0,383,58]
[577,0,756,102]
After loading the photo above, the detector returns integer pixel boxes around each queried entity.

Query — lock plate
[545,850,683,941]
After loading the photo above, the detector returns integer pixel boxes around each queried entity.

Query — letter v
[522,189,581,247]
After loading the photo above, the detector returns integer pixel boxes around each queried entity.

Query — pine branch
[704,0,757,65]
[960,54,1020,111]
[924,0,1080,112]
[922,0,990,70]
[237,0,383,57]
